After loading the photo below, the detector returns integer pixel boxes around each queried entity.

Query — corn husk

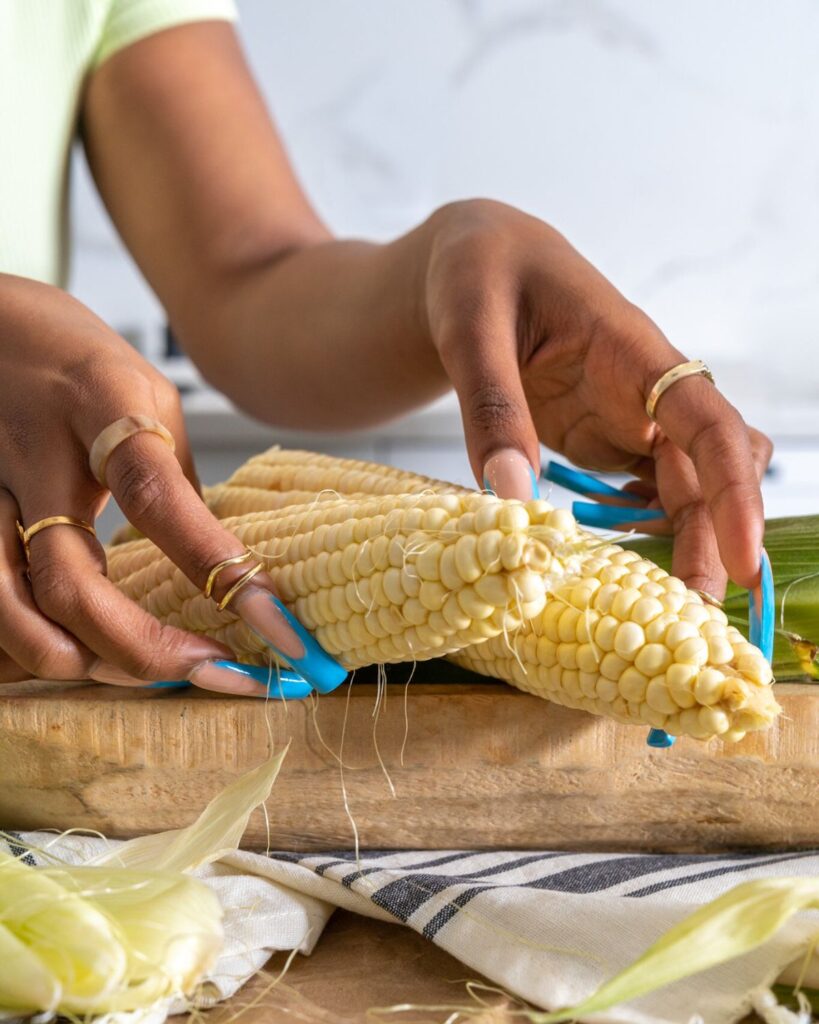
[0,748,286,1021]
[628,515,819,681]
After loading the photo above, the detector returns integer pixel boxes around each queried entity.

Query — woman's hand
[0,275,344,694]
[422,200,772,598]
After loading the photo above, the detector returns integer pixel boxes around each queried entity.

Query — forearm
[174,222,447,430]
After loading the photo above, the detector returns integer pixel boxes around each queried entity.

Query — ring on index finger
[645,360,715,422]
[204,549,264,611]
[89,415,176,488]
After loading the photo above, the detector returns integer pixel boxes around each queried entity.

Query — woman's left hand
[421,199,772,598]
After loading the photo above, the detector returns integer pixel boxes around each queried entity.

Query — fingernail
[233,589,347,694]
[190,659,313,699]
[749,548,774,662]
[482,449,540,500]
[149,681,193,690]
[233,586,306,660]
[90,663,151,687]
[572,502,666,530]
[542,461,645,505]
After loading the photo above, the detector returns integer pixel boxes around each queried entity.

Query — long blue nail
[149,681,192,690]
[266,597,348,694]
[749,549,774,662]
[647,728,676,748]
[542,461,644,505]
[573,502,666,530]
[528,465,540,499]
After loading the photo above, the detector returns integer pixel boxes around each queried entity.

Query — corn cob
[629,517,819,682]
[107,492,554,670]
[209,446,470,515]
[173,444,782,741]
[110,449,469,545]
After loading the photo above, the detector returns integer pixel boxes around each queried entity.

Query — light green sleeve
[93,0,238,68]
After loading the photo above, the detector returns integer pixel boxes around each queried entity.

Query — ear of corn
[108,492,555,670]
[627,516,819,682]
[449,532,778,742]
[210,446,470,516]
[106,447,781,741]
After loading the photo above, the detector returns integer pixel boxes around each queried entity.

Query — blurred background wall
[69,0,819,532]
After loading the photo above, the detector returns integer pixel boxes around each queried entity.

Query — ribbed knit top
[0,0,236,287]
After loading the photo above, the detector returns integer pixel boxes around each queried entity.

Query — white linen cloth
[7,833,818,1024]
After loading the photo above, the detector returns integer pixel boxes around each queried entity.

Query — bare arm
[82,22,446,430]
[81,21,771,595]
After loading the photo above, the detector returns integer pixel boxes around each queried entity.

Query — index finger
[104,432,346,692]
[647,370,763,589]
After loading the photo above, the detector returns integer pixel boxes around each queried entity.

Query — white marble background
[71,0,819,532]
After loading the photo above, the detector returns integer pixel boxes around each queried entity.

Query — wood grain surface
[176,911,760,1024]
[0,663,815,852]
[177,910,517,1024]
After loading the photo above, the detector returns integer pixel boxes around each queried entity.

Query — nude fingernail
[189,659,270,695]
[233,585,306,661]
[189,659,313,698]
[483,449,540,500]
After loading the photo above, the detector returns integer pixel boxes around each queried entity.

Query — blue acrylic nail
[543,461,644,505]
[749,549,774,663]
[265,597,348,694]
[647,728,676,748]
[149,681,192,690]
[528,465,540,499]
[572,502,666,530]
[211,660,314,700]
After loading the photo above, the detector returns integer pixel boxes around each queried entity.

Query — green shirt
[0,0,236,287]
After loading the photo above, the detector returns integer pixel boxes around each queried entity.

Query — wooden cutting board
[0,663,815,853]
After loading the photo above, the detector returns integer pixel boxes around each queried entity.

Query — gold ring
[89,416,176,488]
[16,516,97,563]
[692,588,724,609]
[217,563,263,611]
[645,360,715,422]
[204,550,253,598]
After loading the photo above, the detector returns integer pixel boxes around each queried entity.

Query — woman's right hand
[0,275,346,696]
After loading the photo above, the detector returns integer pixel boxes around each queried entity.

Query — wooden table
[0,664,815,852]
[177,910,763,1024]
[184,910,507,1024]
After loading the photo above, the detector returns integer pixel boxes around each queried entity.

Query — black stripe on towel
[369,853,568,923]
[626,850,818,897]
[416,853,749,938]
[4,831,36,867]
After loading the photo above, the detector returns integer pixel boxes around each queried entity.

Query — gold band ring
[217,562,263,611]
[692,588,724,610]
[204,550,253,599]
[89,415,176,488]
[16,516,97,563]
[645,360,715,422]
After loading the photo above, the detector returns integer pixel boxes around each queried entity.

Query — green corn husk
[627,515,819,681]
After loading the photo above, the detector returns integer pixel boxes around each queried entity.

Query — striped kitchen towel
[7,834,819,1024]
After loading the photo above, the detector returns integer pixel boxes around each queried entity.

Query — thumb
[436,310,541,500]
